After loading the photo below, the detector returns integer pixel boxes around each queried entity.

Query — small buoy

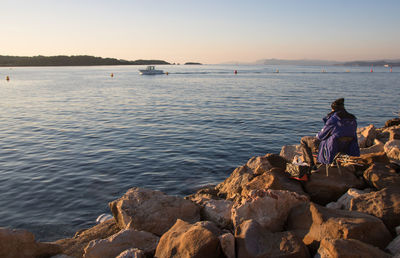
[110,73,114,78]
[234,70,237,74]
[6,76,10,81]
[370,68,373,73]
[166,72,169,75]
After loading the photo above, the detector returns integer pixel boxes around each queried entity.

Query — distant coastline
[335,60,400,67]
[225,58,400,67]
[184,62,202,65]
[0,55,170,67]
[2,55,400,67]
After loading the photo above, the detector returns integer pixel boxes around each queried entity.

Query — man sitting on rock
[300,98,360,171]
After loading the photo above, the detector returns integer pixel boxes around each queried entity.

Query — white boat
[139,66,164,75]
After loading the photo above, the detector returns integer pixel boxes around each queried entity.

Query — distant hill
[0,55,170,66]
[255,58,337,66]
[335,60,400,67]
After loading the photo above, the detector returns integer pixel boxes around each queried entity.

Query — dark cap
[331,98,345,111]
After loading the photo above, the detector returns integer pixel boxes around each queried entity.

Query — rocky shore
[1,117,400,258]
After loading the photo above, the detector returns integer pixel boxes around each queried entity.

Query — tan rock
[219,232,235,258]
[317,238,391,258]
[0,227,61,258]
[280,144,303,162]
[304,165,365,205]
[349,188,400,235]
[287,202,392,251]
[116,248,145,258]
[384,140,400,160]
[358,152,391,168]
[185,185,219,201]
[246,153,287,172]
[241,168,307,197]
[385,118,400,128]
[363,164,400,190]
[190,197,233,228]
[235,220,309,258]
[388,128,400,141]
[154,219,223,258]
[83,229,159,258]
[232,189,309,232]
[216,154,288,201]
[53,218,120,258]
[326,188,372,210]
[216,165,255,200]
[360,141,385,155]
[358,124,377,148]
[109,187,200,236]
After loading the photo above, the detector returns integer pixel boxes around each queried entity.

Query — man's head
[331,98,345,111]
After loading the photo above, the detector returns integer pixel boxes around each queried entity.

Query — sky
[1,0,400,64]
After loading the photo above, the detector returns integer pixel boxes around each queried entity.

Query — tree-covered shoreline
[0,55,170,67]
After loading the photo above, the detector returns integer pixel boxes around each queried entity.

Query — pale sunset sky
[1,0,399,64]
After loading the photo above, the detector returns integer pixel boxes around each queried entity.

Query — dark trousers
[300,136,321,167]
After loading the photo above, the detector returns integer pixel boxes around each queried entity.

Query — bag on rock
[286,163,309,181]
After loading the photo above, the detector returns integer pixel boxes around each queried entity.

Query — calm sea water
[0,64,399,241]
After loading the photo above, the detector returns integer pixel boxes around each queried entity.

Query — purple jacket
[317,111,360,164]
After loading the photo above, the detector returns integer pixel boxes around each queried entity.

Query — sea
[0,64,398,241]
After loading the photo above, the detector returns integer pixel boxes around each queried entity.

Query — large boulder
[358,124,377,148]
[384,140,400,161]
[385,118,400,128]
[359,152,391,167]
[316,238,391,258]
[185,185,219,201]
[219,232,235,258]
[349,188,400,235]
[116,248,145,258]
[303,165,365,205]
[109,187,200,236]
[83,229,159,258]
[241,168,307,197]
[232,189,309,232]
[53,218,120,258]
[388,127,400,141]
[360,141,385,155]
[189,196,233,228]
[246,153,287,172]
[185,186,233,228]
[287,202,392,251]
[216,154,288,201]
[154,219,223,258]
[235,219,309,258]
[0,227,61,258]
[326,188,372,210]
[363,163,400,190]
[216,165,255,200]
[280,144,303,162]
